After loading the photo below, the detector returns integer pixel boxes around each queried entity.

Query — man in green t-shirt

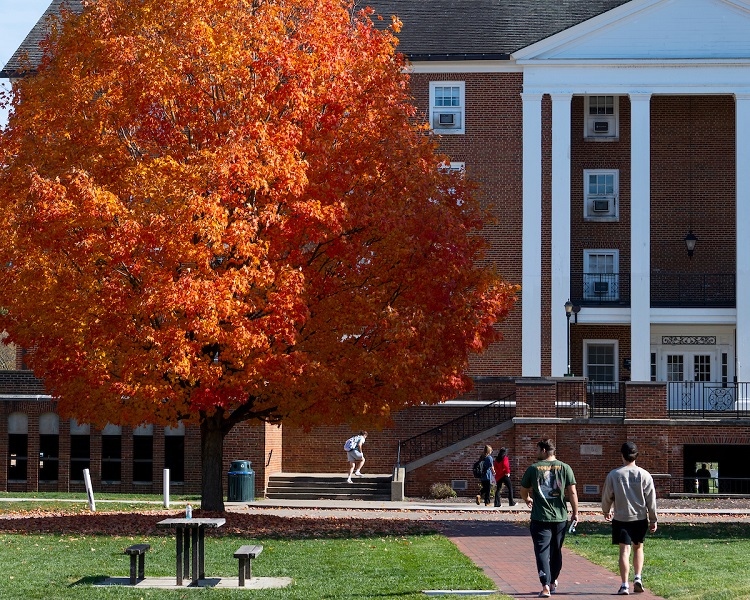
[520,439,579,598]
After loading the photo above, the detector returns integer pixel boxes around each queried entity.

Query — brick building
[3,0,750,500]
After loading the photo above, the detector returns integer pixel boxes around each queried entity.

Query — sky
[0,0,53,127]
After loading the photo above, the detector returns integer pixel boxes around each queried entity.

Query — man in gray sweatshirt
[602,441,658,595]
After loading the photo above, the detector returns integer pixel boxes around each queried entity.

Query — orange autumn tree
[0,0,517,510]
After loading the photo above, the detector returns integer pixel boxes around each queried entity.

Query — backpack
[344,436,358,451]
[472,459,485,479]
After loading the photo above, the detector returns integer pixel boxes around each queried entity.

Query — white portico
[515,0,750,382]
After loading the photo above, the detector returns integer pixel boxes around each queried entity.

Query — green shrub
[429,482,457,499]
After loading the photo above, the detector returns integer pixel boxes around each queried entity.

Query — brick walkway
[443,520,664,599]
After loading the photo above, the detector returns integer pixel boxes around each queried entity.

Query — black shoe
[509,501,517,506]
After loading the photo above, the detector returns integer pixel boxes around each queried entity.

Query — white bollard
[163,469,170,508]
[83,468,96,512]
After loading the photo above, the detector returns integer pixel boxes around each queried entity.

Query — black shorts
[611,519,649,545]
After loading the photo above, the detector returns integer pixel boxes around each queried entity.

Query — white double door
[661,350,734,411]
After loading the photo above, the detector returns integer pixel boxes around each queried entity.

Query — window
[585,341,618,384]
[583,250,619,301]
[8,413,28,482]
[430,82,465,134]
[438,161,465,174]
[165,423,185,483]
[584,169,618,220]
[0,332,16,370]
[70,419,90,482]
[101,424,122,483]
[133,424,154,483]
[584,95,619,139]
[39,413,59,482]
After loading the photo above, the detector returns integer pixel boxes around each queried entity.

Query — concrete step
[267,473,392,501]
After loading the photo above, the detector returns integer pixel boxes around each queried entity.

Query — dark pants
[493,475,515,506]
[530,520,568,586]
[479,480,492,504]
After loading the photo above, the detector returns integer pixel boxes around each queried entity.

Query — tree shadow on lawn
[0,511,439,539]
[577,520,750,541]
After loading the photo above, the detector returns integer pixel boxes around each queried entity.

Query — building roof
[368,0,632,59]
[0,0,83,78]
[1,0,632,77]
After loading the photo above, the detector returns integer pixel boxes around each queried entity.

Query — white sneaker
[634,578,644,593]
[346,478,353,484]
[618,584,630,595]
[354,471,364,477]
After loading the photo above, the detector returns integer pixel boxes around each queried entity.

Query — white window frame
[584,169,619,221]
[430,81,465,135]
[584,95,619,140]
[583,249,619,301]
[584,339,619,385]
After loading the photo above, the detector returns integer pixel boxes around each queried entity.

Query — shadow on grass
[70,575,108,587]
[577,521,750,540]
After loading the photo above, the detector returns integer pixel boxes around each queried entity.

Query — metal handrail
[396,393,516,467]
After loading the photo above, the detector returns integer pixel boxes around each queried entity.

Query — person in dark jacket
[476,444,495,506]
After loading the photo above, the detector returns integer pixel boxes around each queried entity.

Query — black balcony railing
[571,272,735,308]
[651,272,735,307]
[570,272,630,306]
[667,381,750,418]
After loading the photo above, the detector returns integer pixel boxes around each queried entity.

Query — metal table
[156,517,226,586]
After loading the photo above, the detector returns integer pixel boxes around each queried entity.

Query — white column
[629,93,652,381]
[522,93,544,377]
[736,94,750,382]
[551,94,573,377]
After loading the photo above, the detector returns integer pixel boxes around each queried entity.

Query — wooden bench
[124,543,151,585]
[233,544,263,586]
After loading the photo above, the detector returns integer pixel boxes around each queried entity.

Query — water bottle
[186,503,192,519]
[568,519,577,534]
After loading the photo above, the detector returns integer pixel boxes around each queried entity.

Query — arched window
[39,413,60,482]
[70,419,90,481]
[8,413,28,481]
[133,424,153,483]
[164,422,185,483]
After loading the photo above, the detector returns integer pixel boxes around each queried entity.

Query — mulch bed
[0,510,438,538]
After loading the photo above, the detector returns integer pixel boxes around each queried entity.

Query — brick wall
[410,72,524,376]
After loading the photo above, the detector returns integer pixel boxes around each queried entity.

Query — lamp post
[565,300,573,376]
[684,230,697,258]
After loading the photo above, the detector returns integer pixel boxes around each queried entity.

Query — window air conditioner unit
[434,111,461,129]
[592,198,611,213]
[594,121,609,133]
[593,281,610,295]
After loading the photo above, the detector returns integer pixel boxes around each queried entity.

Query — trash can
[227,460,255,502]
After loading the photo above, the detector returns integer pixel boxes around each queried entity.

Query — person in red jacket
[494,447,517,507]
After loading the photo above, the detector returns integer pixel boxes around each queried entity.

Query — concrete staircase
[266,473,392,501]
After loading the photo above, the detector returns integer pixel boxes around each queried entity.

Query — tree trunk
[200,412,227,512]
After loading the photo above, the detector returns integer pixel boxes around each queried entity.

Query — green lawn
[568,522,750,600]
[0,532,505,599]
